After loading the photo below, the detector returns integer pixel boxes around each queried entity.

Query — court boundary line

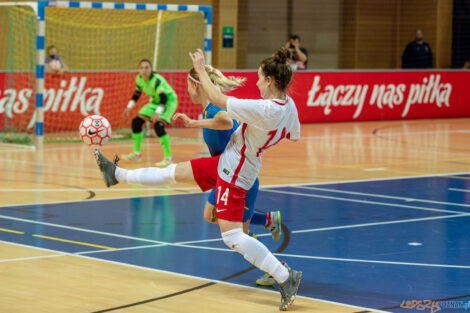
[0,187,201,192]
[1,171,469,209]
[0,240,389,313]
[275,253,470,269]
[0,139,203,154]
[262,171,470,188]
[263,189,467,214]
[299,129,470,141]
[449,188,470,193]
[0,212,465,247]
[289,213,470,234]
[1,213,469,261]
[294,186,470,208]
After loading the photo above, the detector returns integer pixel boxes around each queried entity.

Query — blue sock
[251,212,268,226]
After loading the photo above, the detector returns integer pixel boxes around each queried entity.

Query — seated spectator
[45,45,67,74]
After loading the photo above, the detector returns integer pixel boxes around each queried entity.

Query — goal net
[0,1,210,147]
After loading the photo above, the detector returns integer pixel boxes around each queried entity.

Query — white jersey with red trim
[217,96,300,190]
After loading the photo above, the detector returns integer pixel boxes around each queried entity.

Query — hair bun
[274,47,290,64]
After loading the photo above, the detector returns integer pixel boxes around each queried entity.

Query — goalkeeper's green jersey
[135,72,176,104]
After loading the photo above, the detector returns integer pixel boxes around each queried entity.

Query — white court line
[1,170,469,209]
[263,189,466,214]
[274,253,470,269]
[0,243,180,263]
[0,187,200,192]
[2,212,468,256]
[0,157,98,171]
[0,143,35,150]
[300,129,470,141]
[0,140,203,154]
[0,214,235,252]
[260,171,470,190]
[3,214,469,270]
[295,186,470,208]
[0,240,389,313]
[290,213,470,234]
[0,190,207,209]
[364,167,388,171]
[3,128,467,153]
[449,188,470,193]
[0,253,68,263]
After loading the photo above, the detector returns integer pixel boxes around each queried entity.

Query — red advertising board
[1,70,469,132]
[225,70,470,123]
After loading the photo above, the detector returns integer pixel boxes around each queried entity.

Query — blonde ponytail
[189,65,245,93]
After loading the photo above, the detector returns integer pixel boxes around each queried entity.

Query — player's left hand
[173,113,195,127]
[189,49,205,73]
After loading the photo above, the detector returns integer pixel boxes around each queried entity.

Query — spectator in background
[463,56,470,69]
[285,34,308,70]
[402,29,433,69]
[45,45,67,74]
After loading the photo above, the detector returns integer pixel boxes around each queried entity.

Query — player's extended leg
[94,150,196,187]
[122,115,148,162]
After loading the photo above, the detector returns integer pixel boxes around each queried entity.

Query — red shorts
[191,156,247,222]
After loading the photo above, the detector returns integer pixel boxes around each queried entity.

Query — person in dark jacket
[402,29,433,69]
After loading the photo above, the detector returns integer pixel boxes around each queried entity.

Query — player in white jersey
[217,94,300,190]
[95,47,301,311]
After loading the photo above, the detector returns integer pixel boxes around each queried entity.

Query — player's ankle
[265,212,272,227]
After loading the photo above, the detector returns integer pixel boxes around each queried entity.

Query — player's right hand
[173,113,194,127]
[189,49,205,74]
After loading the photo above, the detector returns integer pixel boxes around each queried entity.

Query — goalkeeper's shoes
[121,152,142,162]
[155,158,172,167]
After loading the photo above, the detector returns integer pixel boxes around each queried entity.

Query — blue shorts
[207,178,259,222]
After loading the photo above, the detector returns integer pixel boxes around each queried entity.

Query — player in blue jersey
[173,65,282,286]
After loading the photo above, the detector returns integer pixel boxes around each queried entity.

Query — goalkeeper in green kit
[123,59,178,166]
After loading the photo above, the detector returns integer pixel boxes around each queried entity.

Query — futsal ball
[79,115,112,147]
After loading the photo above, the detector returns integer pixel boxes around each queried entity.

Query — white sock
[222,228,289,284]
[260,253,289,284]
[115,164,176,186]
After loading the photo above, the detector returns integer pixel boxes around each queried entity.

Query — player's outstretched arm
[173,112,233,130]
[189,49,229,109]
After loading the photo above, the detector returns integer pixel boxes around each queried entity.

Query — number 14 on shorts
[215,180,247,220]
[216,186,229,207]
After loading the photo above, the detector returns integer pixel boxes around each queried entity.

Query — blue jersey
[203,103,259,222]
[203,103,239,156]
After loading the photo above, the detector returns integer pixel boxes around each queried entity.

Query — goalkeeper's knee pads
[154,121,167,137]
[132,116,146,133]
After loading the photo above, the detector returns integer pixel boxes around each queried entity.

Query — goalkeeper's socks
[132,131,144,154]
[159,134,172,159]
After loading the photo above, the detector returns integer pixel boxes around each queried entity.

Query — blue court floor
[1,173,470,312]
